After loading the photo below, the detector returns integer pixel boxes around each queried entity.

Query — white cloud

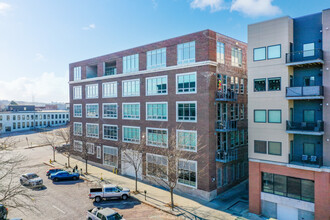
[35,53,45,62]
[0,72,68,103]
[190,0,225,12]
[0,2,11,15]
[82,24,96,30]
[231,0,281,17]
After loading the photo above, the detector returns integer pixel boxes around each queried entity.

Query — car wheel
[95,196,101,203]
[73,176,77,180]
[122,194,128,200]
[20,179,24,185]
[54,178,59,182]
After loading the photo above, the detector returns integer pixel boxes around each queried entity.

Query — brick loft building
[69,30,248,200]
[248,9,330,219]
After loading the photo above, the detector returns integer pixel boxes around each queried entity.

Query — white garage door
[121,150,142,179]
[277,204,298,220]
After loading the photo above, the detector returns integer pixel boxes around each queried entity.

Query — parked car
[87,207,123,220]
[89,184,130,203]
[20,173,43,188]
[0,204,8,220]
[46,168,63,177]
[50,171,79,182]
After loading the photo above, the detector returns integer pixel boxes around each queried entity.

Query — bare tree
[118,132,146,193]
[56,126,72,167]
[73,135,94,174]
[0,135,18,151]
[146,128,207,210]
[40,131,60,162]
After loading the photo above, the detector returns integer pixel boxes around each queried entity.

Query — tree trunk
[85,158,88,174]
[53,148,56,162]
[170,188,174,210]
[135,170,138,192]
[67,155,70,167]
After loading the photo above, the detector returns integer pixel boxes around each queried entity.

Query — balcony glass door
[303,43,315,57]
[303,143,315,156]
[303,110,315,122]
[304,76,315,86]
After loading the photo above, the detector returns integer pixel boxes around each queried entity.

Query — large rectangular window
[73,66,82,81]
[177,102,197,122]
[146,75,167,96]
[103,146,118,167]
[73,122,82,136]
[146,154,168,179]
[178,160,197,188]
[268,77,281,91]
[123,54,139,73]
[147,48,166,69]
[176,72,196,94]
[268,110,281,123]
[254,140,267,154]
[231,47,242,67]
[73,140,82,152]
[146,102,167,121]
[122,79,140,97]
[303,43,314,57]
[240,78,244,94]
[73,104,82,117]
[217,42,225,64]
[177,41,195,64]
[268,141,281,155]
[87,143,95,155]
[254,110,266,123]
[73,86,82,99]
[85,84,98,99]
[86,104,99,118]
[122,103,140,120]
[303,110,315,122]
[103,103,117,119]
[86,123,99,138]
[177,130,197,152]
[123,126,140,144]
[303,143,315,156]
[253,47,266,61]
[102,82,117,98]
[254,79,266,92]
[103,124,118,141]
[147,128,168,148]
[267,45,281,59]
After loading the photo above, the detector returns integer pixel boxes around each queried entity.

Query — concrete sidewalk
[50,154,252,220]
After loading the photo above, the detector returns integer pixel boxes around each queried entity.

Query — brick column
[249,161,261,214]
[314,172,330,220]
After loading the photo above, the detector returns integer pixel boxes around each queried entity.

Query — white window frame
[176,101,197,123]
[73,86,82,100]
[86,104,99,118]
[73,104,82,118]
[73,66,81,81]
[216,41,225,64]
[146,127,168,148]
[176,130,197,152]
[122,126,140,144]
[86,142,95,155]
[177,159,197,189]
[146,153,168,181]
[102,103,118,119]
[103,145,118,168]
[123,54,139,73]
[102,81,117,98]
[122,79,140,97]
[176,72,197,94]
[146,102,168,121]
[96,146,101,159]
[73,122,82,136]
[103,124,118,141]
[86,123,99,138]
[85,84,99,99]
[177,41,196,65]
[122,103,140,120]
[73,140,82,152]
[145,75,168,96]
[147,48,166,70]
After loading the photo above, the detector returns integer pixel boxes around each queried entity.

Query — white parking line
[52,205,65,214]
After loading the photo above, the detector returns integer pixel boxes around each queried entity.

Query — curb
[25,144,50,149]
[43,162,55,167]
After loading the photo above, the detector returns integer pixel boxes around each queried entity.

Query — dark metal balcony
[289,154,323,168]
[286,86,324,100]
[216,120,237,132]
[286,120,324,136]
[286,49,324,66]
[215,90,237,102]
[216,149,238,163]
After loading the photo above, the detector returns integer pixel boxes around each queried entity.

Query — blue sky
[0,0,328,103]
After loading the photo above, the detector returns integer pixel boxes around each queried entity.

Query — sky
[0,0,328,103]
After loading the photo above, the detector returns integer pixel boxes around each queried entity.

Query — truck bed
[90,188,102,193]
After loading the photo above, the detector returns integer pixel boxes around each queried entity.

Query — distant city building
[7,104,35,112]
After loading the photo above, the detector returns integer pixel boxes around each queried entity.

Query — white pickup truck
[87,207,124,220]
[88,184,130,203]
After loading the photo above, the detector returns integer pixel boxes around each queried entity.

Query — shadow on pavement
[52,179,84,185]
[93,198,141,210]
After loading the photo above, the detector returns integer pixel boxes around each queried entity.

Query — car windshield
[107,213,122,220]
[28,174,38,179]
[116,186,123,191]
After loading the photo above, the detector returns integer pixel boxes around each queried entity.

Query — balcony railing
[286,86,324,99]
[289,154,323,168]
[216,120,237,132]
[286,120,324,135]
[216,149,238,163]
[286,49,324,66]
[215,90,237,102]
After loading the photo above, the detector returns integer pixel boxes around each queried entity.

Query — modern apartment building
[0,105,69,133]
[69,30,248,200]
[248,9,330,220]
